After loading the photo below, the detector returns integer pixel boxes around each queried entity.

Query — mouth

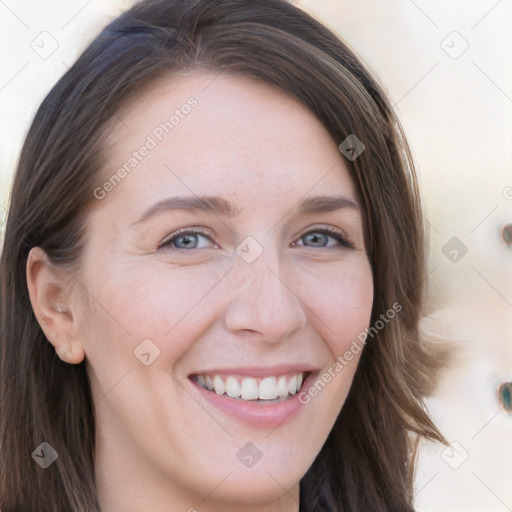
[190,371,310,404]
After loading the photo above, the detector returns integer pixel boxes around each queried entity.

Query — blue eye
[159,227,354,251]
[160,229,213,250]
[295,227,354,249]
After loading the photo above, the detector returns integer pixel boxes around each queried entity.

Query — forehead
[95,71,358,217]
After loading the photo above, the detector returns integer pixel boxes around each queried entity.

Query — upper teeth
[196,372,305,401]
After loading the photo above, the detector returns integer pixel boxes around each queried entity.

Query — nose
[223,246,308,343]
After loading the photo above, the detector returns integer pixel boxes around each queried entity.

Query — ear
[26,246,85,364]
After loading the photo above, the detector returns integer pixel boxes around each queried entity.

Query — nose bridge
[224,237,307,341]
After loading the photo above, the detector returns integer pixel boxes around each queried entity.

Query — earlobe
[26,246,85,365]
[57,343,85,365]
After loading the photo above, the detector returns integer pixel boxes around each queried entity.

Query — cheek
[82,260,231,361]
[295,258,374,356]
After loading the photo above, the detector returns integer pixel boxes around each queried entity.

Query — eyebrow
[130,194,359,226]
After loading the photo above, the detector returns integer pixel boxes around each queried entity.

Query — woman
[0,0,446,510]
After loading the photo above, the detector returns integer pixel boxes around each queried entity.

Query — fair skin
[26,71,373,512]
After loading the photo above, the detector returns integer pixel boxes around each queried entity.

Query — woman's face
[75,71,373,511]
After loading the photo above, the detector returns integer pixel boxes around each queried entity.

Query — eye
[293,227,354,249]
[158,226,354,252]
[159,228,216,251]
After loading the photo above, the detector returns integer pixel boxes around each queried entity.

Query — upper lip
[189,364,319,378]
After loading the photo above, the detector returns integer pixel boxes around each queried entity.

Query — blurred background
[1,1,511,510]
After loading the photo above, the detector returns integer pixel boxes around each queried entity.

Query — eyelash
[159,226,354,251]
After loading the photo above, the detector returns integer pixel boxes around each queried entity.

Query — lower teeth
[231,395,289,403]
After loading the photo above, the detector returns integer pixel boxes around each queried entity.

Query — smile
[192,372,308,402]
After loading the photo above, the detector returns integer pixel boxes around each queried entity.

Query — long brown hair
[0,1,446,510]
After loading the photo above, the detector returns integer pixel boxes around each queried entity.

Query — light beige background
[1,1,511,510]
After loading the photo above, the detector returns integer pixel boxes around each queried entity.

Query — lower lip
[190,374,314,429]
